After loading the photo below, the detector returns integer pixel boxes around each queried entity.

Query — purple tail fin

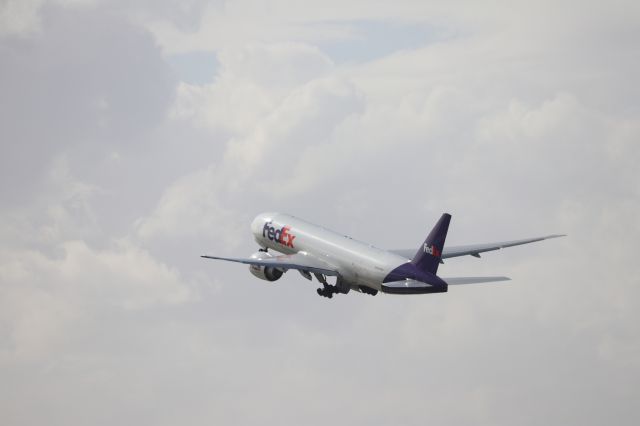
[411,213,451,274]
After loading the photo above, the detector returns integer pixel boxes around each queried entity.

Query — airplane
[202,212,564,299]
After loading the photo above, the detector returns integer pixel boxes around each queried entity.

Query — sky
[1,0,639,424]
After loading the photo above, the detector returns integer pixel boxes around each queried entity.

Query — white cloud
[0,0,101,37]
[0,0,44,36]
[0,239,193,361]
[171,43,335,133]
[138,75,365,241]
[0,156,194,362]
[2,1,640,425]
[135,165,243,243]
[139,44,360,240]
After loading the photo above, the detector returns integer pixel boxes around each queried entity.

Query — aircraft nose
[251,212,275,236]
[250,216,263,236]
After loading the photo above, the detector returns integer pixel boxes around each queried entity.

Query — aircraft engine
[248,251,284,282]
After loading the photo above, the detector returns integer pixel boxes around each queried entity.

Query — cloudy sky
[1,0,639,424]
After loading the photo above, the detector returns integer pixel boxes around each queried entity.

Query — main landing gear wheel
[316,283,338,299]
[315,273,336,299]
[316,288,333,298]
[359,286,378,296]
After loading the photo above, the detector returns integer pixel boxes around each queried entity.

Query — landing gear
[314,274,351,299]
[316,285,338,298]
[359,286,378,296]
[314,274,338,298]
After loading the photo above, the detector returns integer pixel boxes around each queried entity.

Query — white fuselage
[251,212,410,290]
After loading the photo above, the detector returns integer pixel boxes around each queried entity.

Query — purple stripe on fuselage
[382,262,448,288]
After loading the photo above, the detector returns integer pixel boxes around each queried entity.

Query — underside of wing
[443,276,511,285]
[390,234,565,260]
[200,253,338,276]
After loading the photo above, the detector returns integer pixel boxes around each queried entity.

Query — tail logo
[423,243,441,257]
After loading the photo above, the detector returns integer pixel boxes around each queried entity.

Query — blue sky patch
[318,20,442,64]
[167,50,219,85]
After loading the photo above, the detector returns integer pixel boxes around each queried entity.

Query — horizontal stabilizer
[381,279,447,295]
[443,276,511,285]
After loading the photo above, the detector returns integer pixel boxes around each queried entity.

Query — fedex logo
[423,243,441,257]
[263,222,296,248]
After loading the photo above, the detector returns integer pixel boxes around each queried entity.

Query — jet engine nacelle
[248,251,284,282]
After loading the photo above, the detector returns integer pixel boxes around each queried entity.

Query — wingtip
[490,276,511,282]
[547,234,567,239]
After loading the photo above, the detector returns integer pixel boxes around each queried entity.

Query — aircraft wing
[390,234,565,260]
[200,253,339,276]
